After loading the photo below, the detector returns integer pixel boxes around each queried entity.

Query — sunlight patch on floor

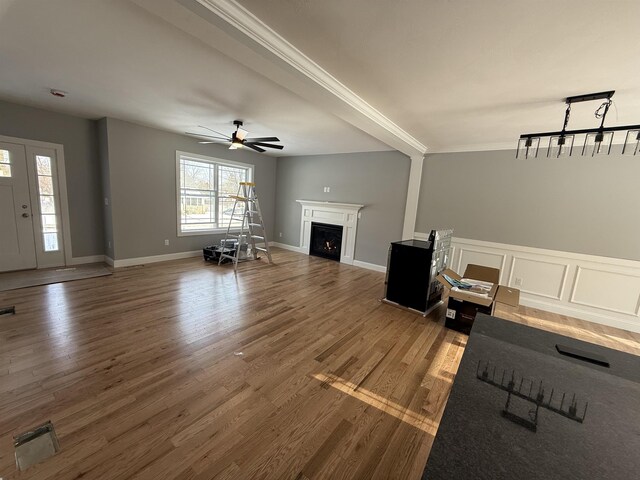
[313,372,438,434]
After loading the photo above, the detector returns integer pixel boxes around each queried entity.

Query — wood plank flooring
[0,264,112,292]
[1,248,638,479]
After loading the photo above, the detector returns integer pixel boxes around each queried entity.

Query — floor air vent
[13,421,60,471]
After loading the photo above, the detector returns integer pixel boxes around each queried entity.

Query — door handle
[22,213,29,218]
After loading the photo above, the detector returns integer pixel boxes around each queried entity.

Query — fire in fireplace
[309,222,343,261]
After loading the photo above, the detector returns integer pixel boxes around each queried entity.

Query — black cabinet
[384,231,452,315]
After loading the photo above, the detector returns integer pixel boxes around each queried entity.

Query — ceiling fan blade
[236,127,249,141]
[198,141,226,144]
[186,132,229,140]
[244,143,266,153]
[248,142,284,150]
[197,125,230,138]
[245,137,279,142]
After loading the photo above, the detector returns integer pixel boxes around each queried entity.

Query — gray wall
[104,118,276,260]
[0,100,104,257]
[416,148,640,261]
[275,151,410,266]
[96,118,114,259]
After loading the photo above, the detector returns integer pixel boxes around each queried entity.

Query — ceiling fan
[186,120,283,153]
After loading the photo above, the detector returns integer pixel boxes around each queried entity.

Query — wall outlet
[164,239,170,246]
[514,277,523,286]
[323,186,331,193]
[279,232,282,238]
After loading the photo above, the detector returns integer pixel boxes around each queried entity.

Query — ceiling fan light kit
[186,120,283,154]
[517,90,640,159]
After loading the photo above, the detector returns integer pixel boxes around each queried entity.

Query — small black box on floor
[203,246,235,263]
[444,297,492,335]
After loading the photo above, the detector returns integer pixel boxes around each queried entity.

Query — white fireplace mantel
[296,200,364,265]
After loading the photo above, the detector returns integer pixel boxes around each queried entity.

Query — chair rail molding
[414,234,640,333]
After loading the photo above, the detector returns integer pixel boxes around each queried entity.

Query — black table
[422,314,640,479]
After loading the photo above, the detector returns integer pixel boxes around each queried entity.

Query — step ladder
[219,181,272,271]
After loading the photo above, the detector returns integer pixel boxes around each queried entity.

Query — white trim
[271,242,386,272]
[455,248,507,283]
[449,236,640,269]
[271,242,306,254]
[105,256,115,267]
[0,134,72,267]
[507,256,569,301]
[176,150,255,170]
[25,145,66,268]
[296,200,364,265]
[69,255,107,265]
[294,200,364,211]
[402,155,424,240]
[193,0,427,157]
[569,266,640,316]
[353,260,386,273]
[175,150,254,237]
[113,250,202,268]
[518,296,640,333]
[416,234,640,333]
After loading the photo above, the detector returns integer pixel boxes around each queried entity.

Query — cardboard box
[436,264,520,334]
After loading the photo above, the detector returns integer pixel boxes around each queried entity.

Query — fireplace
[309,222,343,261]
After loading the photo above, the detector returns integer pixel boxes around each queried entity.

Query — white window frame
[175,151,254,236]
[0,134,72,267]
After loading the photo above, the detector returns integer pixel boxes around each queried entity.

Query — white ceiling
[1,0,639,156]
[237,0,640,152]
[0,0,391,156]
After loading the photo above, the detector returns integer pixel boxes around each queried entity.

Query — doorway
[0,138,69,272]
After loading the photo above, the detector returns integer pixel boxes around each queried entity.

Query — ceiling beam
[136,0,427,157]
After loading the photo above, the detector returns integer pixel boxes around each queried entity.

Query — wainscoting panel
[570,267,640,316]
[508,256,569,300]
[457,249,506,282]
[414,234,640,333]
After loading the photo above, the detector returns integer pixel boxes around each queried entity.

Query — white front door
[0,142,37,272]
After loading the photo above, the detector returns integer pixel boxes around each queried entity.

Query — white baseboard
[113,250,202,268]
[105,256,115,267]
[272,242,387,273]
[415,234,640,333]
[271,242,306,254]
[69,255,106,265]
[353,260,387,273]
[518,296,640,333]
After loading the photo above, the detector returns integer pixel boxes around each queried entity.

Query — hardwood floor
[1,248,638,479]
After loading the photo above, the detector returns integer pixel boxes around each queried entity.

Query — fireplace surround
[296,200,364,265]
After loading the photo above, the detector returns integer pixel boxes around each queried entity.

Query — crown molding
[194,0,427,156]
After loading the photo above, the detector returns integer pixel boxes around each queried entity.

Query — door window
[0,149,11,177]
[35,155,59,252]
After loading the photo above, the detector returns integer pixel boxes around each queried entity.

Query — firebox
[309,222,343,261]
